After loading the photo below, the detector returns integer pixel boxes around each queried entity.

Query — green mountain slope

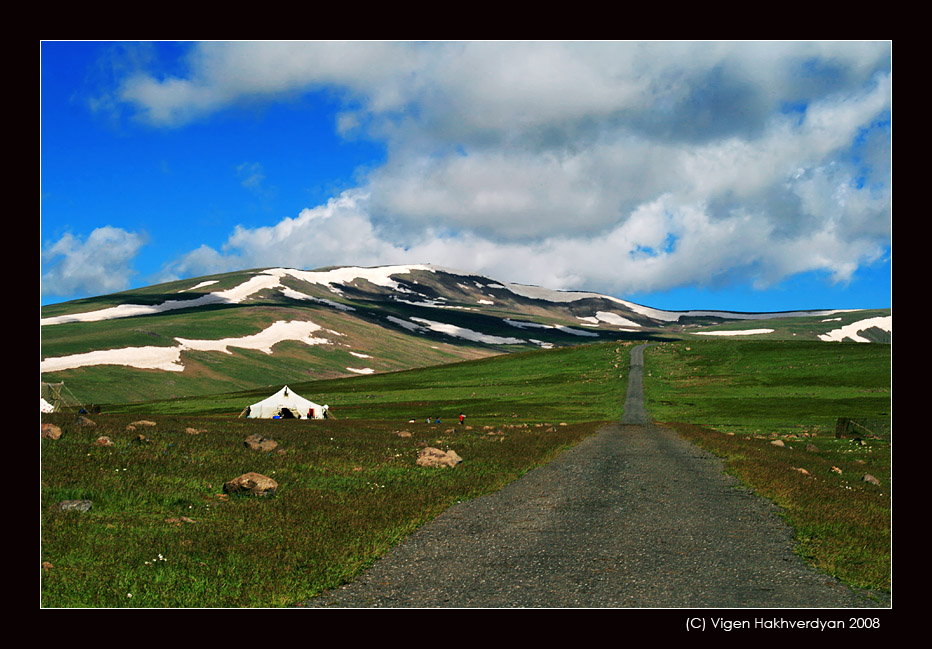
[40,264,890,406]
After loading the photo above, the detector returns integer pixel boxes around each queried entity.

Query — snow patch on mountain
[818,316,892,342]
[695,329,775,336]
[577,312,641,328]
[503,318,599,337]
[410,317,525,345]
[41,320,332,372]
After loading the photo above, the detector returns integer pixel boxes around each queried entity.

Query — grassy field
[40,341,630,608]
[40,338,892,606]
[643,339,891,594]
[106,341,634,423]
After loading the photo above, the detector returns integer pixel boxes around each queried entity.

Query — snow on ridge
[41,270,289,326]
[346,367,375,374]
[818,316,892,343]
[486,276,850,323]
[410,317,525,345]
[386,315,427,333]
[588,312,641,328]
[503,318,598,337]
[695,329,775,337]
[40,266,429,326]
[280,287,355,311]
[182,280,219,292]
[286,264,436,292]
[41,263,859,329]
[41,320,330,373]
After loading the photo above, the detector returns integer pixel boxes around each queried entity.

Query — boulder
[395,430,412,438]
[41,423,62,440]
[244,434,278,452]
[863,473,881,486]
[93,436,113,447]
[75,416,96,427]
[770,439,785,447]
[416,447,463,468]
[223,472,278,497]
[129,420,157,428]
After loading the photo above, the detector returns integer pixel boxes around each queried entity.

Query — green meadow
[40,338,891,607]
[41,342,629,608]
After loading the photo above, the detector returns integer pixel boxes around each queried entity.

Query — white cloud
[41,226,147,298]
[117,41,890,299]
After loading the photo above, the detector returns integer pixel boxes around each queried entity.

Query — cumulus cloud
[41,226,147,298]
[120,41,890,298]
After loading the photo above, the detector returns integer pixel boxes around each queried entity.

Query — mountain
[40,264,891,405]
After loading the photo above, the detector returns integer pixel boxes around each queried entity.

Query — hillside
[40,264,891,406]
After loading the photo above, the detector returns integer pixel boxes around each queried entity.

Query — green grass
[41,338,893,606]
[107,341,635,424]
[643,340,891,593]
[41,342,630,607]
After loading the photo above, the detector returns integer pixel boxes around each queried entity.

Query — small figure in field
[459,413,465,425]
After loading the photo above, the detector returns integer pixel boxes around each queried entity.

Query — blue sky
[41,41,891,311]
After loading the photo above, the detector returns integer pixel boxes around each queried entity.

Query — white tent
[242,385,329,420]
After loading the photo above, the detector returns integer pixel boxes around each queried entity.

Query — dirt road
[300,344,885,608]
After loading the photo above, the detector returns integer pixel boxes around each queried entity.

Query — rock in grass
[41,423,62,440]
[863,473,881,486]
[58,499,92,512]
[223,472,278,497]
[770,439,785,447]
[244,434,278,452]
[416,447,463,468]
[93,436,113,447]
[76,416,96,427]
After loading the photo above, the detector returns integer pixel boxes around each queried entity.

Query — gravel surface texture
[299,344,887,609]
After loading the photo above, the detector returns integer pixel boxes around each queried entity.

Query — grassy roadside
[643,340,891,594]
[41,342,630,608]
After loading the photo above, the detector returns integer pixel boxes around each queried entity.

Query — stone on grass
[244,434,278,452]
[58,499,92,512]
[223,472,278,497]
[93,436,113,447]
[416,447,463,468]
[395,430,412,438]
[76,416,96,427]
[165,516,196,525]
[805,443,819,452]
[863,473,881,486]
[770,439,785,447]
[41,423,62,440]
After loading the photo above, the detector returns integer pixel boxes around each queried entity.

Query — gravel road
[299,344,887,608]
